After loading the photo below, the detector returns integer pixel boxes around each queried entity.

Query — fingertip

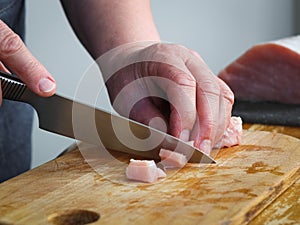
[169,108,196,141]
[179,129,190,142]
[38,77,56,96]
[199,139,212,155]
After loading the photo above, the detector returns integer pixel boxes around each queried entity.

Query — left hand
[99,42,234,153]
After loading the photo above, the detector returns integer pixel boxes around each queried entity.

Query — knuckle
[189,49,204,61]
[201,117,214,139]
[147,42,188,58]
[156,62,196,87]
[183,110,197,125]
[0,25,23,57]
[205,117,215,130]
[171,72,196,87]
[223,88,234,104]
[218,78,235,104]
[198,78,221,96]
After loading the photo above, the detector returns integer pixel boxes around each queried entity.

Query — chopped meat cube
[126,159,166,183]
[215,116,243,148]
[125,117,242,183]
[159,148,188,169]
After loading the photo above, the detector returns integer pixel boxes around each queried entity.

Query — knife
[0,70,214,163]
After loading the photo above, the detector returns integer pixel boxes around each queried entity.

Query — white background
[25,0,296,168]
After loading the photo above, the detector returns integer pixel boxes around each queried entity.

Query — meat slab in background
[218,35,300,104]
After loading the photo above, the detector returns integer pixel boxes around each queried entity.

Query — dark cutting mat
[232,100,300,127]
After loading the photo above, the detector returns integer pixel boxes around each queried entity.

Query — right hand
[0,20,56,105]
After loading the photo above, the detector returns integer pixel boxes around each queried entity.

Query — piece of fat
[215,116,243,148]
[126,159,166,183]
[159,148,188,169]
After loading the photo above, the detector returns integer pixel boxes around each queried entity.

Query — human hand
[99,42,234,153]
[0,20,56,105]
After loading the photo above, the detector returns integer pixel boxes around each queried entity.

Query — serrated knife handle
[0,70,27,101]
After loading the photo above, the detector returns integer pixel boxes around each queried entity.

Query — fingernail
[199,139,211,155]
[180,129,190,142]
[39,78,56,93]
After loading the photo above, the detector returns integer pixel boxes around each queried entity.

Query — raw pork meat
[125,117,242,183]
[159,148,188,168]
[218,36,300,104]
[215,116,243,148]
[126,159,166,183]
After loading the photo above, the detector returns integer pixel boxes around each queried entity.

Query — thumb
[0,20,56,97]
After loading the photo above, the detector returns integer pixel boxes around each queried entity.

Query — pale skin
[0,0,234,153]
[0,20,56,100]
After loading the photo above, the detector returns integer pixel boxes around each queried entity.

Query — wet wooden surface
[0,124,299,225]
[246,124,300,225]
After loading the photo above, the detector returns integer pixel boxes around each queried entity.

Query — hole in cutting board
[48,209,100,225]
[0,221,13,225]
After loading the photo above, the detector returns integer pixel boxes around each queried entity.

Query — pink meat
[159,148,188,168]
[126,159,166,183]
[126,118,243,183]
[218,36,300,104]
[215,116,243,148]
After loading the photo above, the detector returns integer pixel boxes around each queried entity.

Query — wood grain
[249,178,300,225]
[0,129,300,225]
[245,124,300,225]
[244,123,300,139]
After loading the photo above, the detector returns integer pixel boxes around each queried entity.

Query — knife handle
[0,70,27,101]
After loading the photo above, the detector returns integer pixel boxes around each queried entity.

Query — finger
[0,61,10,73]
[0,20,56,96]
[186,55,224,151]
[0,62,8,105]
[144,62,197,141]
[195,78,221,148]
[189,77,234,151]
[216,77,234,133]
[0,62,9,105]
[217,77,235,106]
[141,75,170,121]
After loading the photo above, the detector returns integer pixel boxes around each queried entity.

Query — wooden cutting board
[0,129,300,225]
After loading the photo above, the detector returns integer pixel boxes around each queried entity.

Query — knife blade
[0,70,215,163]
